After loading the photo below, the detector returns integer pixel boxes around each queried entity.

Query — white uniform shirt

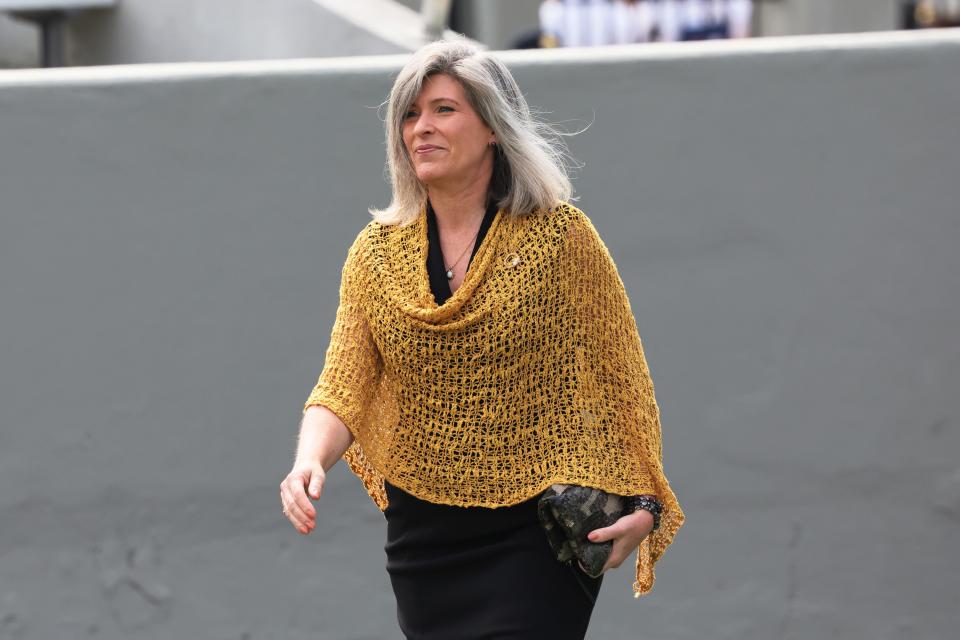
[654,0,683,42]
[727,0,752,38]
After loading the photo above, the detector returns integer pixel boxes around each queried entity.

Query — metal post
[40,11,67,67]
[421,0,452,41]
[8,9,68,67]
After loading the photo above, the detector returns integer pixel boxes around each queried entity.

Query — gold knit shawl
[304,202,684,598]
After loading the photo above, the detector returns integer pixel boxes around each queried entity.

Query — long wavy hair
[369,37,580,227]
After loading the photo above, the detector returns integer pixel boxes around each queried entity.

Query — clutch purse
[537,483,626,578]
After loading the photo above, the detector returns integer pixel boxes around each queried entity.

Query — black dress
[383,199,604,640]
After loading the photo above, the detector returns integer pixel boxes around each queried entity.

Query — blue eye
[405,105,453,120]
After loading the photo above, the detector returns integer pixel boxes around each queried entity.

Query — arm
[281,406,354,536]
[296,405,355,473]
[561,206,684,597]
[282,226,381,533]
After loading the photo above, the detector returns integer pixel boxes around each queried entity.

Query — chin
[416,169,448,184]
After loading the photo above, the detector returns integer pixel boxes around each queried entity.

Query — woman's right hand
[280,460,326,535]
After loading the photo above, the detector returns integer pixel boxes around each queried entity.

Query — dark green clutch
[537,484,626,578]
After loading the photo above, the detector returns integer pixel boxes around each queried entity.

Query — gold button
[504,252,520,268]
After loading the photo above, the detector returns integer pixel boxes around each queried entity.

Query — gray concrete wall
[1,28,959,639]
[0,0,917,69]
[0,12,35,68]
[760,0,900,37]
[455,0,543,50]
[0,0,424,68]
[64,0,409,66]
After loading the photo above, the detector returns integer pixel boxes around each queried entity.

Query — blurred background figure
[611,0,656,44]
[536,0,753,47]
[902,0,960,28]
[678,0,754,41]
[686,0,754,40]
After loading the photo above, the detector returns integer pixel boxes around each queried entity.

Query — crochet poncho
[303,201,684,598]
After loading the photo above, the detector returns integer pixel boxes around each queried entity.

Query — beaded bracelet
[624,494,662,532]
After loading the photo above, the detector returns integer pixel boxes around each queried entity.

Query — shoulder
[356,214,419,250]
[503,201,608,263]
[546,202,619,276]
[510,202,611,276]
[345,220,383,259]
[546,201,606,252]
[338,220,383,281]
[511,200,592,238]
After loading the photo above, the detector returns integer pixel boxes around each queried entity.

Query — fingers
[308,472,323,500]
[587,525,617,573]
[589,510,652,544]
[588,524,615,543]
[589,516,645,572]
[605,538,628,572]
[280,467,324,534]
[280,485,312,534]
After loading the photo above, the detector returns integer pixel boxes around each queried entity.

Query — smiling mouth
[416,147,441,154]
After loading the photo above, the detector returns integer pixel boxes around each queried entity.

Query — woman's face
[402,73,496,190]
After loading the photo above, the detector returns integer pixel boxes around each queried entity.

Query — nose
[412,111,435,137]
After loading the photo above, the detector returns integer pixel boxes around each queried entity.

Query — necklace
[442,224,482,280]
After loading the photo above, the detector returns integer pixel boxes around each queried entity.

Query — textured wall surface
[62,0,408,66]
[1,1,405,69]
[0,12,36,69]
[760,0,900,37]
[1,29,959,639]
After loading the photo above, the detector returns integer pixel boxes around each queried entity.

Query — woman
[282,38,684,639]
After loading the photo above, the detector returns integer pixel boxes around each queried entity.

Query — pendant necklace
[442,222,482,280]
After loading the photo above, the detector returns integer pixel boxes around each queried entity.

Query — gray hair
[369,37,579,226]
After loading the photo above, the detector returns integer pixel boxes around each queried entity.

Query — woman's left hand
[585,509,656,574]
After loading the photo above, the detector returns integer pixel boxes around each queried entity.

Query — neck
[425,164,493,233]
